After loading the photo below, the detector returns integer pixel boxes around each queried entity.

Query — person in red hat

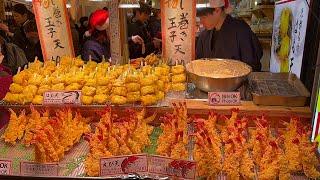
[81,9,111,62]
[196,0,263,71]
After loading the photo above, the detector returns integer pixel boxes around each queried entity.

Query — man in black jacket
[128,2,161,59]
[196,0,263,71]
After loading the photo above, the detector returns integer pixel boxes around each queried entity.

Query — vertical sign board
[161,0,196,64]
[33,0,75,61]
[109,0,122,63]
[270,0,309,78]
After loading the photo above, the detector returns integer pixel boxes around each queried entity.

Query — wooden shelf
[252,5,275,20]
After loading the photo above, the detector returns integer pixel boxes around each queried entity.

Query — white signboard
[270,0,309,77]
[161,0,196,64]
[33,0,75,61]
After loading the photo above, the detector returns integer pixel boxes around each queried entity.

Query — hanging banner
[161,0,196,64]
[109,0,122,64]
[33,0,75,61]
[270,0,309,77]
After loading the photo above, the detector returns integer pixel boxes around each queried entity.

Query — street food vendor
[128,2,161,59]
[196,0,263,71]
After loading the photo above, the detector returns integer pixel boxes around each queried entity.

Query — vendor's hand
[132,35,144,45]
[153,38,162,49]
[0,23,9,33]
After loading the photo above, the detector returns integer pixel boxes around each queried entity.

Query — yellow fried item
[93,94,109,104]
[3,93,20,103]
[141,85,155,95]
[65,83,82,91]
[51,76,65,84]
[125,74,140,83]
[172,74,186,83]
[85,78,96,87]
[37,85,51,95]
[13,73,27,85]
[32,95,43,105]
[171,83,185,91]
[23,85,38,96]
[126,83,141,92]
[141,94,157,106]
[160,75,170,83]
[52,83,65,91]
[81,95,93,105]
[9,83,24,93]
[96,77,111,86]
[127,91,141,102]
[28,74,43,86]
[96,86,110,95]
[1,109,27,144]
[140,77,154,86]
[156,91,165,101]
[171,65,185,75]
[156,80,165,91]
[111,95,127,105]
[82,86,96,96]
[112,87,127,97]
[21,93,34,104]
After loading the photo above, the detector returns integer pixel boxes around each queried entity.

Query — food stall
[0,0,318,179]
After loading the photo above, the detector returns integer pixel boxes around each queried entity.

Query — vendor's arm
[238,22,263,71]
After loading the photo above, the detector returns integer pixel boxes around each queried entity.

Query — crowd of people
[0,0,262,76]
[0,2,161,75]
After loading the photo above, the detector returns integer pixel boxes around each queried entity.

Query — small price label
[0,160,12,175]
[208,92,240,106]
[20,162,58,177]
[43,91,81,105]
[148,155,196,180]
[100,154,148,177]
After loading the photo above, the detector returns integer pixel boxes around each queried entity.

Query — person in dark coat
[0,4,34,53]
[82,9,110,62]
[23,20,43,62]
[196,0,263,71]
[148,8,161,39]
[127,2,161,59]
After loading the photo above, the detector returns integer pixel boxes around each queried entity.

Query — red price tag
[208,92,241,106]
[148,155,196,180]
[20,162,58,177]
[43,91,81,105]
[0,159,12,175]
[100,154,148,177]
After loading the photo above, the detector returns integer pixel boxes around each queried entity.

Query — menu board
[161,0,196,64]
[33,0,75,62]
[270,0,309,77]
[109,0,122,64]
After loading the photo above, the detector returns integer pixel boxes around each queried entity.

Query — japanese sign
[100,154,148,177]
[148,155,196,179]
[0,160,12,175]
[208,92,241,106]
[20,162,58,176]
[43,91,81,105]
[161,0,196,64]
[33,0,75,62]
[109,0,122,64]
[270,0,309,77]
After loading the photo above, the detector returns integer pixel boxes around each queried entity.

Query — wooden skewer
[102,55,105,62]
[17,67,21,73]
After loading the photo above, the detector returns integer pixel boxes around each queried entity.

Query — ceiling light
[119,0,140,8]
